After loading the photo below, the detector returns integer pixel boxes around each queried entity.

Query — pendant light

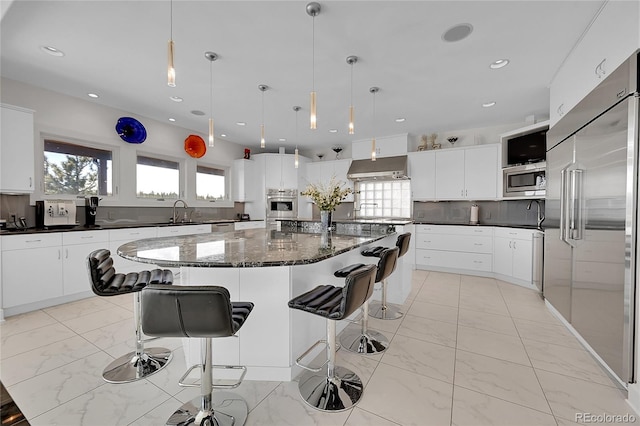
[167,0,176,87]
[293,106,301,168]
[205,52,218,147]
[370,87,379,161]
[346,55,358,135]
[259,85,269,148]
[306,2,321,130]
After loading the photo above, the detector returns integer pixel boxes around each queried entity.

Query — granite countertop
[284,218,413,225]
[117,228,391,268]
[412,221,542,230]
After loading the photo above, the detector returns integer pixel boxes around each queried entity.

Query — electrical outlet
[9,213,16,222]
[107,211,115,220]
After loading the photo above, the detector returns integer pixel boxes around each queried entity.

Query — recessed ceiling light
[490,59,510,69]
[169,96,183,102]
[278,138,286,142]
[442,23,473,42]
[395,118,406,122]
[329,129,338,133]
[40,45,64,57]
[168,118,176,122]
[191,110,205,116]
[482,101,496,108]
[87,93,99,98]
[220,134,227,138]
[236,122,246,126]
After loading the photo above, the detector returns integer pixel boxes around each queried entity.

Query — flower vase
[320,210,332,231]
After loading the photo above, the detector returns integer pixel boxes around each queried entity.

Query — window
[356,180,411,218]
[196,165,226,201]
[136,155,179,199]
[44,139,112,196]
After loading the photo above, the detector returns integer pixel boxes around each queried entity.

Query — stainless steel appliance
[266,189,297,224]
[85,196,99,227]
[35,199,77,228]
[503,162,546,198]
[544,51,638,386]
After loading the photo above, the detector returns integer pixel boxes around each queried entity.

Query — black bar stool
[86,249,173,383]
[288,264,376,411]
[141,284,254,426]
[362,233,411,320]
[333,247,399,355]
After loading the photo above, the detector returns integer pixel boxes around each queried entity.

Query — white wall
[0,77,244,207]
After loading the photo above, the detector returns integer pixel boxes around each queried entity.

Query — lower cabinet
[234,220,265,230]
[109,227,158,273]
[62,231,110,296]
[493,228,533,282]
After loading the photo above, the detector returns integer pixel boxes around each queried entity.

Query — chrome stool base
[368,301,404,320]
[340,325,388,355]
[102,347,172,384]
[165,391,248,426]
[298,366,363,411]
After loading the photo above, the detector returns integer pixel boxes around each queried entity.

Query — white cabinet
[435,144,499,200]
[109,227,157,273]
[263,154,298,190]
[234,220,265,230]
[493,228,535,282]
[408,151,436,200]
[232,159,254,202]
[156,224,211,237]
[352,134,408,160]
[62,231,109,296]
[1,104,35,193]
[1,233,63,309]
[549,0,639,126]
[415,225,493,273]
[303,159,354,202]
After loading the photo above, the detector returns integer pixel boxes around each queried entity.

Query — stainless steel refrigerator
[544,51,638,385]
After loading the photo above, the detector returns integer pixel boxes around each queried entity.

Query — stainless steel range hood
[347,155,408,181]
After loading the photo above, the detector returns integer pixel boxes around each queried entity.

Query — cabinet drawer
[416,233,492,253]
[493,228,534,241]
[109,227,157,242]
[157,224,210,237]
[1,233,62,250]
[62,230,109,245]
[416,249,492,272]
[416,225,493,237]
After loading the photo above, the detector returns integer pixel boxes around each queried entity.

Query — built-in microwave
[503,162,546,198]
[266,188,297,220]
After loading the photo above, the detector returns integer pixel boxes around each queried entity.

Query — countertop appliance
[35,199,77,228]
[544,50,638,386]
[503,162,546,198]
[266,189,297,225]
[85,196,99,227]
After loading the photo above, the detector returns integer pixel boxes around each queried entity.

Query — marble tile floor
[0,270,637,426]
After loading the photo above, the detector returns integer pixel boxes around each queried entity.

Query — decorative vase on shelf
[320,210,332,231]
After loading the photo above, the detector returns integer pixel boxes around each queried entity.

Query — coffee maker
[85,196,99,227]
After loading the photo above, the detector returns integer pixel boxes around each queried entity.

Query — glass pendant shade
[310,91,317,129]
[294,148,299,168]
[208,118,214,147]
[260,124,265,148]
[167,40,175,87]
[371,137,377,161]
[349,105,355,134]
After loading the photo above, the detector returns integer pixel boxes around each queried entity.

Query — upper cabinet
[1,104,35,193]
[303,158,354,202]
[352,134,408,160]
[263,153,298,190]
[232,159,253,202]
[434,144,499,200]
[549,0,639,126]
[408,151,436,200]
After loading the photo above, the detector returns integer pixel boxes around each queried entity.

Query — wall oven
[266,189,297,222]
[503,162,546,198]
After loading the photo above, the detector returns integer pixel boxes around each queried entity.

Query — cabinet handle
[466,189,468,197]
[557,103,564,116]
[509,232,517,235]
[513,241,516,249]
[130,232,140,235]
[474,243,483,246]
[473,260,483,264]
[595,58,606,79]
[81,236,94,239]
[58,249,61,260]
[509,241,512,248]
[29,177,33,188]
[461,189,464,196]
[474,230,483,233]
[25,239,42,243]
[65,248,69,258]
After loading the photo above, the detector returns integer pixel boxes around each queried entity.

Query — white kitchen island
[117,226,411,381]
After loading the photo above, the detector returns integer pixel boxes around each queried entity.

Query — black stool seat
[288,264,376,412]
[86,249,173,384]
[334,263,365,278]
[141,285,254,426]
[361,233,411,259]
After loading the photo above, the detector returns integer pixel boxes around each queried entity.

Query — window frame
[192,161,232,207]
[135,151,184,203]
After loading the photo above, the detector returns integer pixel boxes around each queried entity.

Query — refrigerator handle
[559,166,570,244]
[570,169,584,240]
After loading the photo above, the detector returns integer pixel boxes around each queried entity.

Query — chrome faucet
[172,199,189,223]
[527,199,545,230]
[354,202,378,219]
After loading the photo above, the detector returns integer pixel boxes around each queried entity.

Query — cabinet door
[63,242,107,295]
[435,150,465,199]
[280,155,298,189]
[2,247,63,307]
[244,156,264,203]
[264,155,281,189]
[232,159,248,201]
[464,145,498,199]
[1,105,35,193]
[328,159,354,202]
[512,238,533,282]
[493,237,513,276]
[408,151,436,200]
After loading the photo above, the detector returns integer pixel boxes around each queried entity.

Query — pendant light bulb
[307,2,320,130]
[205,52,218,148]
[259,84,269,149]
[310,91,317,129]
[295,148,299,168]
[346,55,357,135]
[168,40,175,87]
[370,86,379,162]
[294,105,301,169]
[371,137,377,161]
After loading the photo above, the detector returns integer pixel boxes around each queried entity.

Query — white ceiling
[1,1,603,153]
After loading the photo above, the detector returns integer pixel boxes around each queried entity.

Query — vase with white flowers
[301,176,352,230]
